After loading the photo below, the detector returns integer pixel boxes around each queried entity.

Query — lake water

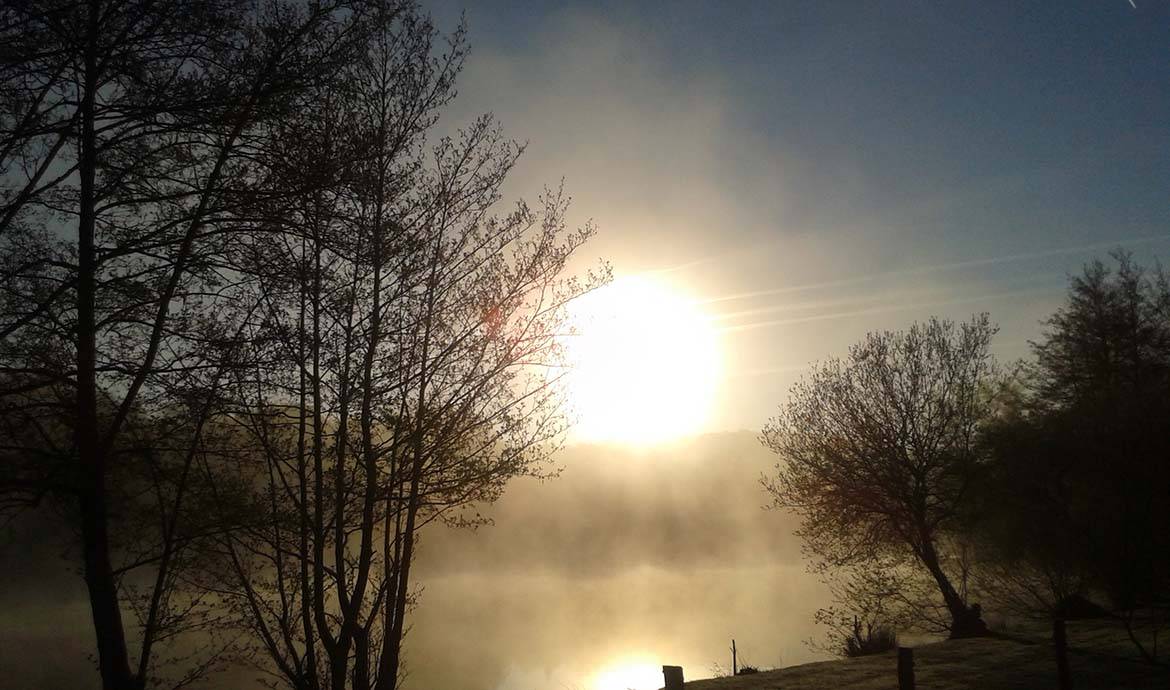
[0,433,831,690]
[406,434,832,690]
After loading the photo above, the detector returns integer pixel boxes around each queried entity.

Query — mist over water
[0,432,831,690]
[406,432,831,690]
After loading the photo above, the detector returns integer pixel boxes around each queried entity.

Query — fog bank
[0,432,830,690]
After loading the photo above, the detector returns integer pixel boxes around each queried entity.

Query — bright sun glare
[590,659,664,690]
[563,275,722,445]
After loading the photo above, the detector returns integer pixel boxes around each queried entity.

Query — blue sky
[423,0,1170,431]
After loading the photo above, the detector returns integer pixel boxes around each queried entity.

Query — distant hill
[682,618,1170,690]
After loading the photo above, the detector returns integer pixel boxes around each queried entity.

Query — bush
[736,665,760,675]
[842,617,898,658]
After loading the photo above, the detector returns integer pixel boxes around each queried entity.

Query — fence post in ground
[897,646,915,690]
[731,639,737,676]
[663,665,684,690]
[1054,617,1072,690]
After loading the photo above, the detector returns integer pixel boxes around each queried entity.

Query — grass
[681,618,1169,690]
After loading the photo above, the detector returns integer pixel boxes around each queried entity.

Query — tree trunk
[77,2,137,687]
[918,535,986,638]
[353,629,371,690]
[381,476,421,690]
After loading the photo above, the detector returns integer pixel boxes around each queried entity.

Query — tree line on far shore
[763,251,1170,663]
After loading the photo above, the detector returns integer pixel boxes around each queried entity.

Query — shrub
[843,617,898,658]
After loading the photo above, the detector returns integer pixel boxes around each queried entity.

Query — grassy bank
[683,618,1168,690]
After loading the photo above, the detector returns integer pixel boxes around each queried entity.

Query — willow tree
[761,315,995,638]
[0,2,388,687]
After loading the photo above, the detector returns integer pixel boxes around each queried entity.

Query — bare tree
[189,9,605,689]
[0,2,388,687]
[761,315,996,638]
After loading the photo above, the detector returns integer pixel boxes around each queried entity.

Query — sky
[423,0,1170,435]
[4,4,1170,690]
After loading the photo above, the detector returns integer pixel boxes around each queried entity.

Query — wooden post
[662,665,684,690]
[731,639,737,676]
[1054,617,1072,690]
[897,646,915,690]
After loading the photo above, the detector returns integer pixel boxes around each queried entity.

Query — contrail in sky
[702,234,1170,305]
[717,285,1066,334]
[711,271,1065,323]
[631,256,719,277]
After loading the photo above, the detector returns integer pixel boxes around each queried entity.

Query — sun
[562,274,722,444]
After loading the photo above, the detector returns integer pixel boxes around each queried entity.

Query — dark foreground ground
[682,618,1169,690]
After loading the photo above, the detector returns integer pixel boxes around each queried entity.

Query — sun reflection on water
[589,658,664,690]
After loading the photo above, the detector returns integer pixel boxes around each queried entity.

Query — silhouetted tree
[980,252,1170,663]
[762,315,996,638]
[185,8,604,689]
[0,2,389,687]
